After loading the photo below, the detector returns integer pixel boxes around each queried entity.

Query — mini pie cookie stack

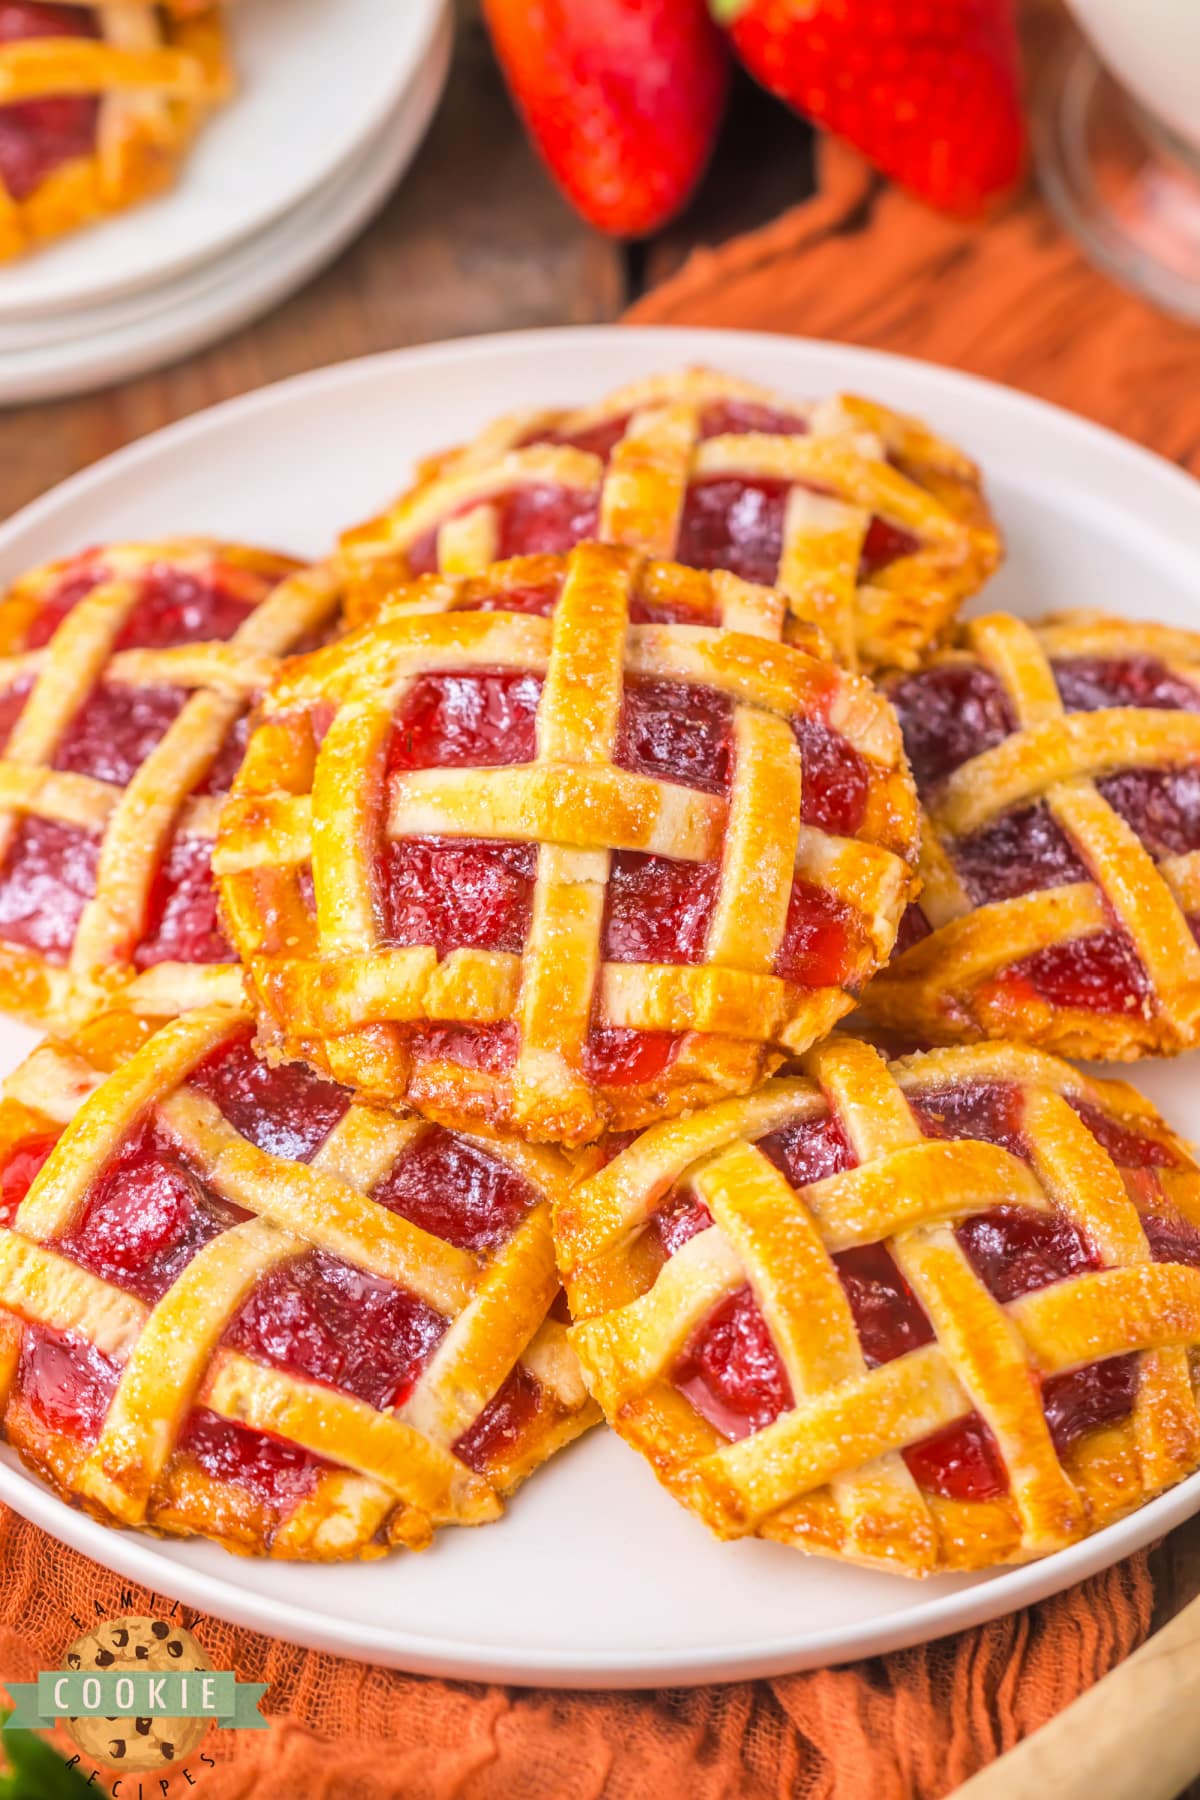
[216,544,921,1144]
[2,366,1200,1582]
[0,536,596,1559]
[0,2,233,261]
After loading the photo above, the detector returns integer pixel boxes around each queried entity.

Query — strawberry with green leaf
[713,0,1025,217]
[482,0,731,237]
[1,1715,93,1799]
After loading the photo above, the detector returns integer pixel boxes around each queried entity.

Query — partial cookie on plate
[0,3,232,262]
[215,541,920,1145]
[0,538,340,1029]
[557,1035,1200,1575]
[0,1002,597,1558]
[861,611,1200,1059]
[337,366,1003,673]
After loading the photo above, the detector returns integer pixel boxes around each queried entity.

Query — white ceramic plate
[0,0,446,322]
[0,8,451,404]
[1,327,1199,1687]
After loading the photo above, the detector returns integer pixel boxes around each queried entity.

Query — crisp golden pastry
[215,543,920,1145]
[0,1003,596,1558]
[338,367,1002,672]
[0,2,230,262]
[862,611,1200,1059]
[0,538,340,1030]
[558,1035,1200,1575]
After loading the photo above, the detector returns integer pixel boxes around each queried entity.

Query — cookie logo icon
[61,1617,212,1773]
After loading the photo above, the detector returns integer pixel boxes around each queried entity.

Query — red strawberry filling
[888,662,1016,788]
[18,1322,119,1445]
[176,1410,328,1509]
[775,879,856,989]
[0,3,98,203]
[0,1131,56,1223]
[537,398,809,459]
[453,1362,542,1473]
[861,516,922,575]
[889,655,1200,1016]
[405,398,920,586]
[583,1028,679,1086]
[1052,657,1200,715]
[198,711,253,796]
[187,1028,350,1161]
[27,553,260,651]
[0,818,235,972]
[52,683,187,787]
[616,677,734,795]
[381,672,542,958]
[759,1108,857,1188]
[602,855,720,965]
[0,675,31,748]
[1071,1098,1179,1168]
[997,934,1154,1016]
[698,400,808,440]
[952,803,1089,906]
[436,582,561,621]
[369,1122,534,1253]
[387,671,542,773]
[791,714,870,837]
[675,479,920,590]
[406,489,601,576]
[673,1285,792,1438]
[439,572,719,629]
[225,1248,449,1413]
[59,1122,246,1306]
[379,838,538,958]
[133,834,236,970]
[1,1033,550,1511]
[381,662,868,1087]
[0,816,98,958]
[1098,768,1200,860]
[676,478,791,590]
[655,1079,1199,1501]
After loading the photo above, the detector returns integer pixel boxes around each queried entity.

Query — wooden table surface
[2,0,1198,1737]
[0,1,813,517]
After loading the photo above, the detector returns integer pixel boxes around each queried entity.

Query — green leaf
[0,1713,94,1799]
[709,0,750,24]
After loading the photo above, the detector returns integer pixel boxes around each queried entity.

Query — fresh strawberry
[482,0,731,237]
[714,0,1024,217]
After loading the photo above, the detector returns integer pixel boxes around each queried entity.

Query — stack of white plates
[0,0,451,403]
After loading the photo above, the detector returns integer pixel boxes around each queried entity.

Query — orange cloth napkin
[0,1506,1154,1796]
[627,139,1200,477]
[4,139,1195,1797]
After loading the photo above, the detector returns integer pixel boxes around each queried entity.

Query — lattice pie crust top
[0,1003,597,1559]
[0,538,341,1031]
[215,542,920,1146]
[558,1035,1200,1575]
[0,3,231,262]
[862,612,1200,1060]
[337,366,1002,673]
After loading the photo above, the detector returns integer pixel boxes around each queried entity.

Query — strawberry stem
[709,0,748,23]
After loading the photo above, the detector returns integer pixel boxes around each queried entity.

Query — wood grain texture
[0,2,624,520]
[948,1586,1200,1800]
[628,130,1200,479]
[633,66,815,298]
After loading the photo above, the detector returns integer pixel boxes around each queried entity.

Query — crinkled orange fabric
[3,134,1190,1798]
[627,137,1200,478]
[0,1508,1154,1796]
